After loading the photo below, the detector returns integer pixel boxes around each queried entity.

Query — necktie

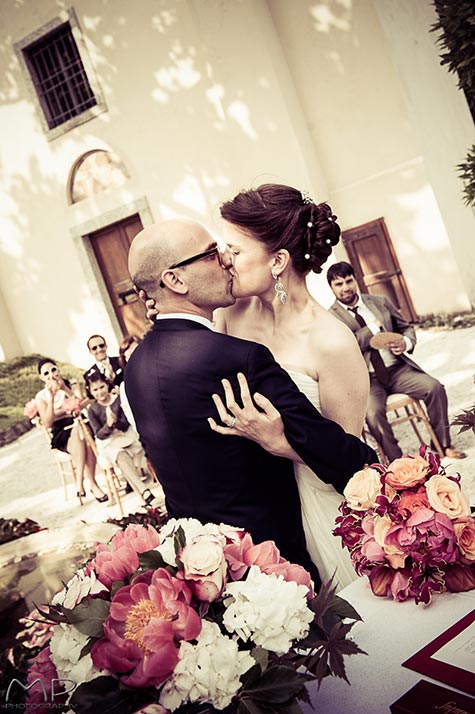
[348,306,390,387]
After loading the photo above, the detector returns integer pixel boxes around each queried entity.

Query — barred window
[15,9,106,139]
[24,23,96,129]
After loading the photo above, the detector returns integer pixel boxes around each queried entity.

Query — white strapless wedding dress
[285,368,357,592]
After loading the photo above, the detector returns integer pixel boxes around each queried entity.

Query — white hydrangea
[159,620,254,711]
[222,566,314,654]
[52,568,108,609]
[49,624,103,698]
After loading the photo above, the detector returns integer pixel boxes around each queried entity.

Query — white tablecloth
[302,578,475,713]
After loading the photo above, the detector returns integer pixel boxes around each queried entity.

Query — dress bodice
[283,368,321,411]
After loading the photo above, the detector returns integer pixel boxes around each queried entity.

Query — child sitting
[86,372,157,506]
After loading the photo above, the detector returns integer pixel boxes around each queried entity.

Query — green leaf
[327,595,363,622]
[174,525,187,567]
[240,665,309,704]
[70,676,154,714]
[138,549,169,571]
[79,636,97,659]
[64,598,110,638]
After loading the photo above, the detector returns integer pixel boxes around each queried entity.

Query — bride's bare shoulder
[309,305,360,354]
[213,298,256,333]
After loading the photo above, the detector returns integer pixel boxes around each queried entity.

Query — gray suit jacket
[329,294,422,373]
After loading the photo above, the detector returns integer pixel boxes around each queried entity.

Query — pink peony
[93,544,140,588]
[91,568,201,688]
[26,647,67,713]
[385,455,429,490]
[179,533,228,602]
[110,524,161,553]
[223,536,313,596]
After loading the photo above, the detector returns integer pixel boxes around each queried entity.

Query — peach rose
[343,467,382,511]
[385,455,429,490]
[453,518,475,561]
[425,475,471,520]
[397,488,430,516]
[179,534,227,602]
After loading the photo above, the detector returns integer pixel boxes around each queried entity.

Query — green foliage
[431,2,475,206]
[452,404,475,434]
[417,311,475,330]
[458,144,475,207]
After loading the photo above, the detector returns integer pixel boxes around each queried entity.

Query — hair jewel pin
[304,253,310,260]
[307,221,313,228]
[301,190,313,205]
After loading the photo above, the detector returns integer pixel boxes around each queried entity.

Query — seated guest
[327,261,465,462]
[86,372,158,506]
[84,334,123,386]
[35,358,107,501]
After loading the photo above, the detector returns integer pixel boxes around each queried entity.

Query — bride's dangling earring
[271,270,287,304]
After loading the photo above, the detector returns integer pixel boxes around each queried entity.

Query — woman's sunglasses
[41,366,58,377]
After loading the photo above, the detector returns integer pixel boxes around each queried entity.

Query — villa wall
[0,0,473,365]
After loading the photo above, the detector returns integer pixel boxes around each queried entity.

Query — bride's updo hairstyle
[220,183,341,275]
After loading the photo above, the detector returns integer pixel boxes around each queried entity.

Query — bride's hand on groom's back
[208,373,299,461]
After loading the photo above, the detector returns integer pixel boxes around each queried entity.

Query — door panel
[89,214,149,336]
[342,218,417,322]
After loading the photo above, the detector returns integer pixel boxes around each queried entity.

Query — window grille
[23,23,97,130]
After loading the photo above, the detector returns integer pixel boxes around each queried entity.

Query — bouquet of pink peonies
[334,447,475,604]
[26,518,363,714]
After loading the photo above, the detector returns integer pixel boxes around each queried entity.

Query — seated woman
[35,358,107,502]
[85,372,156,506]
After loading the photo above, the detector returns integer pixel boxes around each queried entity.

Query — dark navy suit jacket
[125,318,376,586]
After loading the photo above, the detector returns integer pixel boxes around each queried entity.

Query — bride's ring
[227,416,236,428]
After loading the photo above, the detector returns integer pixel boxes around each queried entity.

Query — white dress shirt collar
[155,313,215,331]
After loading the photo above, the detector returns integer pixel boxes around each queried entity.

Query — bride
[143,184,369,590]
[210,184,369,591]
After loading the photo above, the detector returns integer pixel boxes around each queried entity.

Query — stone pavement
[0,325,474,534]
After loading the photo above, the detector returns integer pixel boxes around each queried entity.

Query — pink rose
[92,569,201,688]
[426,475,471,519]
[453,518,475,561]
[24,398,39,419]
[385,455,429,490]
[343,467,382,511]
[179,533,227,602]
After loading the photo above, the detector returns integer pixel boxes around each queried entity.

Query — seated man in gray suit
[125,220,376,588]
[327,260,465,462]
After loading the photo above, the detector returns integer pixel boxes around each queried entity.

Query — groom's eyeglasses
[159,246,220,287]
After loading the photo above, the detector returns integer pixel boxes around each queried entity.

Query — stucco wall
[0,0,473,365]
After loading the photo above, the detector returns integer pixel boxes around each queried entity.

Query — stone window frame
[14,7,107,141]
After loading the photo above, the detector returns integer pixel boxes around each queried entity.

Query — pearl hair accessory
[304,254,310,260]
[307,221,313,228]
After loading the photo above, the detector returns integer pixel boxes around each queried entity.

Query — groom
[125,219,376,586]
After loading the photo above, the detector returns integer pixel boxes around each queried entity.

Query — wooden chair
[39,424,83,504]
[370,393,445,464]
[75,413,124,517]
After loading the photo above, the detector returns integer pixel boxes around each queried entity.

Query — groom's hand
[208,373,300,460]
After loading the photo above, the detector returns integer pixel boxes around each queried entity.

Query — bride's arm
[208,373,303,462]
[310,321,369,437]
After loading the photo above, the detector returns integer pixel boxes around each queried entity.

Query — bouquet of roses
[334,447,475,604]
[26,518,363,713]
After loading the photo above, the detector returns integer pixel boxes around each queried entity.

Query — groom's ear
[272,249,290,274]
[160,269,188,294]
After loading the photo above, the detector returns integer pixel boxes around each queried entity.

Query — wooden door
[89,214,149,336]
[342,218,417,322]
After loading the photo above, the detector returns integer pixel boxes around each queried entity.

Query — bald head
[129,219,212,298]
